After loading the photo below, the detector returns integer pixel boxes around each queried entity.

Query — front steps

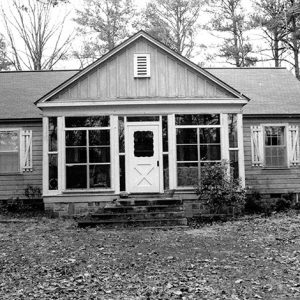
[77,196,187,228]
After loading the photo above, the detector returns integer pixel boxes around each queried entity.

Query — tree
[208,0,257,67]
[139,0,206,59]
[252,0,287,67]
[74,0,135,67]
[0,34,11,70]
[283,0,300,79]
[1,0,72,70]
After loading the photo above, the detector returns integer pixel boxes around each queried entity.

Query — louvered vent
[134,54,150,78]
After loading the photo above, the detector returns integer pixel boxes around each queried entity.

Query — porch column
[111,115,119,194]
[167,114,176,190]
[237,113,246,188]
[221,113,230,163]
[42,117,49,196]
[57,116,64,193]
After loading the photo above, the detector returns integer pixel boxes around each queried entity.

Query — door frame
[125,120,164,193]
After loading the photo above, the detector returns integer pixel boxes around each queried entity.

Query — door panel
[126,124,160,193]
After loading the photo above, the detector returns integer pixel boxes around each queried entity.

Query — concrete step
[90,211,185,221]
[78,218,188,228]
[117,198,182,206]
[99,205,184,214]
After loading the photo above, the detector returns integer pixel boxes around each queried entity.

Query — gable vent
[134,54,150,78]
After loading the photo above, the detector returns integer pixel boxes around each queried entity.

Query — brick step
[100,205,184,214]
[117,198,182,206]
[90,211,185,221]
[78,218,188,228]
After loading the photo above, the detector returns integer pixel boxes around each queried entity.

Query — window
[0,129,33,174]
[251,124,300,168]
[0,130,20,173]
[134,54,150,78]
[264,126,286,167]
[65,116,111,189]
[48,118,58,190]
[175,114,221,187]
[228,114,239,178]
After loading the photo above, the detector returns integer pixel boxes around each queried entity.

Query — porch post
[111,115,120,194]
[57,117,64,193]
[168,114,176,190]
[237,113,246,188]
[42,117,49,196]
[221,113,230,162]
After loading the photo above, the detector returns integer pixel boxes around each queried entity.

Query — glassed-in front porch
[43,113,244,197]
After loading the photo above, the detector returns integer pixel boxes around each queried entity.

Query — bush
[245,190,263,214]
[195,161,246,215]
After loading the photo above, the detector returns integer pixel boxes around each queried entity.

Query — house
[1,31,299,216]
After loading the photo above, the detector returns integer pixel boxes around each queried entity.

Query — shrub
[195,161,246,215]
[245,190,263,214]
[275,195,292,212]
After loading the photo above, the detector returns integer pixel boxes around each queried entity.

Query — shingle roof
[0,70,78,119]
[0,67,299,119]
[207,67,300,115]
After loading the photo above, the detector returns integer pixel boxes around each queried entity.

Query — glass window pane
[89,165,111,188]
[127,116,159,122]
[66,147,87,163]
[119,117,125,153]
[177,163,198,186]
[177,145,198,161]
[66,130,86,146]
[49,154,58,190]
[49,117,57,152]
[175,114,220,125]
[265,146,286,167]
[89,147,110,163]
[228,114,238,148]
[265,126,285,146]
[163,154,169,190]
[0,131,19,151]
[65,116,110,128]
[200,128,220,144]
[162,116,168,152]
[134,131,154,157]
[200,145,221,161]
[119,155,125,192]
[176,128,197,144]
[89,130,110,146]
[66,165,87,189]
[0,153,19,173]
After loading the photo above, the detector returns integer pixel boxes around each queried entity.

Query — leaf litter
[0,212,300,299]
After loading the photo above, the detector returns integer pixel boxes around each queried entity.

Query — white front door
[126,123,161,193]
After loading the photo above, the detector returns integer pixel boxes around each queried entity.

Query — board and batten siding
[243,116,300,194]
[53,38,233,101]
[0,120,42,200]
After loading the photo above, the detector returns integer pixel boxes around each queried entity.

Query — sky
[0,0,284,70]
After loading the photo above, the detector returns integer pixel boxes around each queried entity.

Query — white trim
[38,98,248,108]
[42,117,49,195]
[111,115,119,194]
[168,114,176,190]
[37,31,248,104]
[237,114,245,188]
[221,113,230,163]
[57,117,64,193]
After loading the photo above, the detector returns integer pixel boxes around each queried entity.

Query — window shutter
[21,130,33,172]
[134,54,150,77]
[251,126,263,166]
[288,125,300,166]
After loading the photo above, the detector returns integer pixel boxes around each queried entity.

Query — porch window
[65,116,111,189]
[228,114,239,178]
[0,130,20,173]
[176,114,221,187]
[264,126,286,168]
[48,117,58,190]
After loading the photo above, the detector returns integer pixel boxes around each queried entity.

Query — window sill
[262,167,290,170]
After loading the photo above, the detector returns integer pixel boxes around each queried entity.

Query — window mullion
[86,129,89,189]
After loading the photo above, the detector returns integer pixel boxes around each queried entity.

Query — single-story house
[1,31,300,216]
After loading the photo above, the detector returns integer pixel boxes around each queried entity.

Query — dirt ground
[0,212,300,299]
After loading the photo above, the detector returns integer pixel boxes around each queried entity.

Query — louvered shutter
[21,130,33,172]
[288,125,300,166]
[251,126,263,166]
[134,54,150,77]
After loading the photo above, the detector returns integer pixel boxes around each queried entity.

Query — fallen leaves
[0,213,300,299]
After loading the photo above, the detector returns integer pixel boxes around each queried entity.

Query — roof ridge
[205,67,286,70]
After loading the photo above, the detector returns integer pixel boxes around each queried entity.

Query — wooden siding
[0,121,42,200]
[243,116,300,194]
[54,38,233,101]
